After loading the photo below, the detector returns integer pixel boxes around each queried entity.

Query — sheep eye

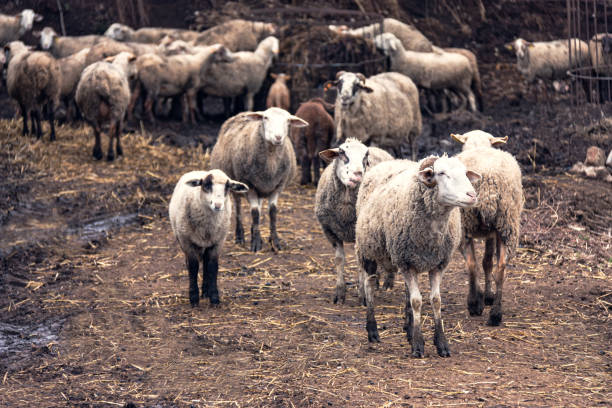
[203,180,213,191]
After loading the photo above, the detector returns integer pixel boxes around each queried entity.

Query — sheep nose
[466,191,478,202]
[213,202,222,210]
[352,171,363,180]
[275,136,282,143]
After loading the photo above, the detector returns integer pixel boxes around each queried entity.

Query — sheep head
[334,72,374,110]
[451,130,508,151]
[246,107,308,147]
[418,155,481,207]
[104,23,133,41]
[18,9,42,36]
[319,138,369,189]
[185,169,248,212]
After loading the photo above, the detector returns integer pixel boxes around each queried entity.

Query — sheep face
[185,170,248,212]
[509,38,533,61]
[38,27,57,50]
[335,72,374,109]
[418,156,481,207]
[374,33,401,55]
[260,36,280,56]
[451,130,508,151]
[319,139,369,188]
[246,107,308,146]
[18,9,42,35]
[105,23,131,41]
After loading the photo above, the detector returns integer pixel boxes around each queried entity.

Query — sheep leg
[300,153,311,185]
[245,93,254,112]
[127,82,141,122]
[115,119,123,157]
[106,122,117,161]
[488,233,506,326]
[92,122,103,160]
[483,237,496,305]
[33,109,43,140]
[402,268,424,357]
[202,245,220,305]
[20,104,29,136]
[30,112,38,137]
[312,154,321,185]
[186,253,200,307]
[144,95,156,124]
[463,238,484,316]
[358,265,367,306]
[268,192,282,251]
[233,193,245,244]
[247,190,263,252]
[186,92,197,124]
[363,259,379,342]
[467,90,477,112]
[382,267,394,290]
[47,103,56,142]
[410,132,417,161]
[402,273,413,341]
[430,269,450,357]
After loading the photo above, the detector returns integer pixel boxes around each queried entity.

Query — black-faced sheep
[355,155,481,357]
[452,130,524,326]
[210,107,307,252]
[169,169,249,306]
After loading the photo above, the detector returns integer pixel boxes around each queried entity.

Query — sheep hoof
[436,344,451,358]
[434,332,451,357]
[269,235,282,251]
[382,277,394,291]
[467,291,485,316]
[487,311,502,326]
[411,343,425,358]
[189,293,200,307]
[333,285,346,304]
[209,296,220,306]
[484,292,495,306]
[251,235,263,252]
[93,147,103,160]
[366,322,380,343]
[235,235,245,245]
[106,153,115,162]
[358,294,366,307]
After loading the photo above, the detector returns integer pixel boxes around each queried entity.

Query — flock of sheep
[3,7,607,358]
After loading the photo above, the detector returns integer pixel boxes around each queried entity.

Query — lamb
[58,47,91,120]
[293,97,335,185]
[169,169,249,307]
[331,71,422,159]
[0,9,43,44]
[134,43,233,124]
[506,38,590,83]
[35,27,102,58]
[203,36,279,113]
[75,51,136,161]
[5,41,61,141]
[315,138,393,304]
[209,107,308,252]
[355,155,481,357]
[330,18,432,52]
[104,23,200,43]
[451,130,524,326]
[375,33,477,112]
[266,73,291,111]
[194,19,277,52]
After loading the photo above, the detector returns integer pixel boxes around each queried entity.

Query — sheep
[0,9,43,44]
[203,36,279,114]
[35,27,103,58]
[169,169,249,307]
[355,155,481,357]
[330,70,422,160]
[104,23,200,43]
[506,38,590,83]
[330,18,432,52]
[5,41,61,141]
[266,73,290,111]
[134,43,233,124]
[194,19,277,52]
[589,33,612,102]
[315,138,393,304]
[84,38,162,66]
[607,149,612,168]
[451,130,524,326]
[375,33,477,112]
[293,97,335,185]
[210,107,308,252]
[58,47,91,120]
[75,51,136,161]
[444,47,484,111]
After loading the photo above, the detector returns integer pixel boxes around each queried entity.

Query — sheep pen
[0,1,611,406]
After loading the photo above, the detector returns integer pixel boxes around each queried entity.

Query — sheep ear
[360,84,374,93]
[128,54,137,63]
[451,133,467,144]
[245,112,264,121]
[35,13,44,22]
[335,70,346,80]
[289,116,309,128]
[527,42,535,48]
[185,179,202,187]
[466,170,482,184]
[319,148,339,163]
[270,73,277,79]
[418,168,437,187]
[323,80,336,91]
[32,30,41,38]
[504,43,513,51]
[104,55,116,63]
[229,180,249,193]
[491,135,508,146]
[356,73,366,83]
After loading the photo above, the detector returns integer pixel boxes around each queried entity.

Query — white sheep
[203,36,279,113]
[315,138,394,304]
[375,33,477,112]
[451,130,524,326]
[58,47,91,120]
[266,73,291,111]
[169,169,248,306]
[35,26,102,58]
[210,107,308,252]
[355,155,481,357]
[331,70,422,159]
[4,41,61,141]
[75,52,136,161]
[104,23,200,43]
[0,9,43,44]
[194,19,277,52]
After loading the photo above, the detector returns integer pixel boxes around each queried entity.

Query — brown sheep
[294,98,335,185]
[266,73,290,111]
